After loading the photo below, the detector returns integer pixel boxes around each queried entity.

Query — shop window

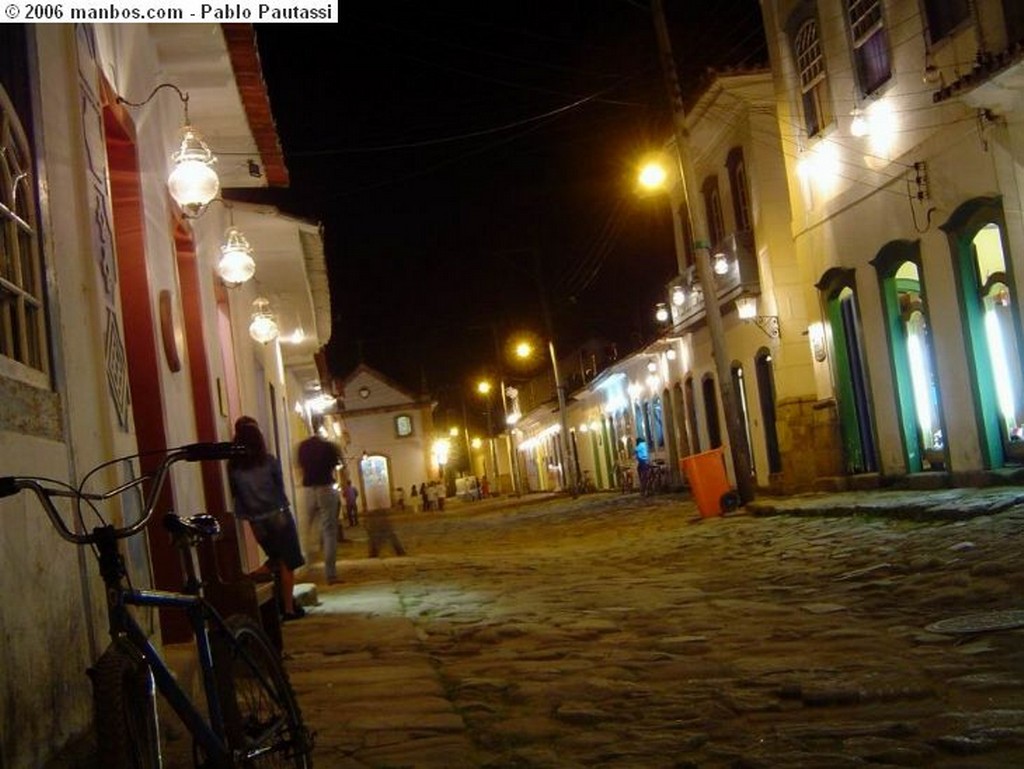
[847,0,891,95]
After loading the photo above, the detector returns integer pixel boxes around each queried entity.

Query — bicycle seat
[163,513,222,540]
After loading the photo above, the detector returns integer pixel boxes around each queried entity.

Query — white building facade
[761,0,1024,482]
[0,24,330,767]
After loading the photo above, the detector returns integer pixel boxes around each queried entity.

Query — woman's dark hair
[230,416,267,470]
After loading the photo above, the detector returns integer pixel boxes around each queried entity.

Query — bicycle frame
[112,582,233,764]
[96,522,291,767]
[0,443,299,767]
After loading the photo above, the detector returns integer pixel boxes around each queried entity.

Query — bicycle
[640,460,667,497]
[614,464,634,493]
[570,469,596,496]
[0,442,313,768]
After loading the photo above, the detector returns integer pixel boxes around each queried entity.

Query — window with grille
[0,84,46,376]
[795,17,834,137]
[847,0,891,95]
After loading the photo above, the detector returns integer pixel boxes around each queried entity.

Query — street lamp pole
[650,0,755,504]
[548,339,575,494]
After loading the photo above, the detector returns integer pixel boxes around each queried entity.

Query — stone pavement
[176,486,1024,767]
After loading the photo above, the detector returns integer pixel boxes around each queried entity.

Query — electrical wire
[290,77,636,156]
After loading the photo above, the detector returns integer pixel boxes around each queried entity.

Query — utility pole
[533,250,576,495]
[651,0,755,504]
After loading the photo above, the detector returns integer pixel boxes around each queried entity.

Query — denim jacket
[228,457,289,521]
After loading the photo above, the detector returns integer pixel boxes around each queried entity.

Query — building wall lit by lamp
[248,297,279,343]
[217,226,256,286]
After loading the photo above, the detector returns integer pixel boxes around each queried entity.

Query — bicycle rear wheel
[90,643,161,769]
[214,615,312,767]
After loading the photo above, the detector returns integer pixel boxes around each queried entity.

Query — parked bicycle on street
[640,459,668,497]
[0,442,313,768]
[614,463,634,493]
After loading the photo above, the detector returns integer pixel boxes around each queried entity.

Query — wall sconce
[671,286,686,306]
[654,302,670,323]
[666,348,677,361]
[736,296,780,339]
[808,321,828,362]
[117,84,220,217]
[646,359,658,374]
[712,252,730,276]
[248,297,279,344]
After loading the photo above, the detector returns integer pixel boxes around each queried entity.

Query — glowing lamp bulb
[217,227,255,286]
[168,126,219,217]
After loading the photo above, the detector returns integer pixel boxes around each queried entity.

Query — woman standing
[228,416,306,620]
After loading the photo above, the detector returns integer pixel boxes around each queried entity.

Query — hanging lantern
[654,302,669,323]
[712,252,731,276]
[248,298,279,344]
[217,227,256,286]
[168,125,220,217]
[672,286,686,306]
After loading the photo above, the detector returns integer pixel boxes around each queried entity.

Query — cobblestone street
[278,492,1021,768]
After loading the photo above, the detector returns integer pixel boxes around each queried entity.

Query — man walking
[297,430,342,585]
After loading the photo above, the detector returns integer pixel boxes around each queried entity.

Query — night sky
[249,1,766,414]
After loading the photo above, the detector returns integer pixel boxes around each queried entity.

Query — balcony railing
[667,229,759,330]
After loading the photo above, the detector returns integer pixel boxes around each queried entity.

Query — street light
[515,338,575,493]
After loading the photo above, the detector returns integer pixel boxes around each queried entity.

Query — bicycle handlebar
[0,442,245,545]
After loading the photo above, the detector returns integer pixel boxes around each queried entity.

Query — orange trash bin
[680,447,736,518]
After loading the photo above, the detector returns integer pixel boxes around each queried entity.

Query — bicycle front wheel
[214,615,312,768]
[90,643,161,769]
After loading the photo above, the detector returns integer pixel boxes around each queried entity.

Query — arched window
[0,82,47,377]
[755,348,782,473]
[684,376,701,452]
[702,374,722,448]
[652,396,665,449]
[793,16,834,137]
[726,147,752,232]
[944,199,1024,467]
[731,362,754,474]
[702,175,725,247]
[817,267,879,473]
